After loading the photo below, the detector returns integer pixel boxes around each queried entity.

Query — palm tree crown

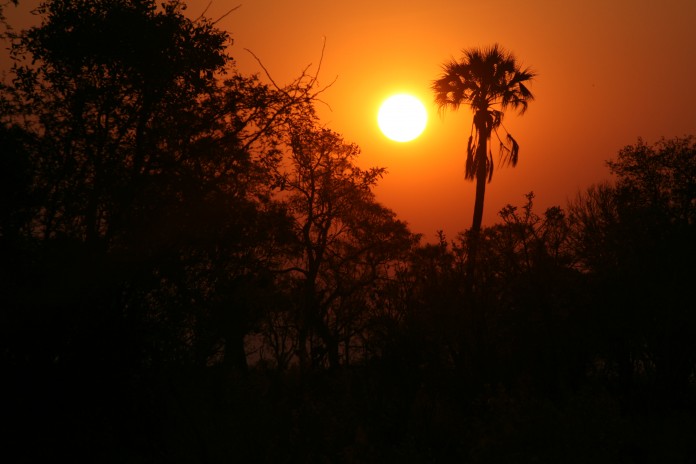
[434,44,535,115]
[433,44,535,182]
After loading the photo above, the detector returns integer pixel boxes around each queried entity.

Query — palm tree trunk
[467,115,490,273]
[465,116,490,383]
[470,152,487,234]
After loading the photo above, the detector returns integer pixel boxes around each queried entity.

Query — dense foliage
[1,2,695,462]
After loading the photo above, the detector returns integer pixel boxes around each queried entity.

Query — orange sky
[5,1,696,241]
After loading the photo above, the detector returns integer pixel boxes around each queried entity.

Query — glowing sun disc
[378,94,427,142]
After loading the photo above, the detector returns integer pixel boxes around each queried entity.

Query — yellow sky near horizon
[5,0,696,241]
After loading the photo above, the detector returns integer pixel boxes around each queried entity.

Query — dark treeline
[2,1,696,462]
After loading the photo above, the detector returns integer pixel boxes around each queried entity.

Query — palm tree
[432,44,535,239]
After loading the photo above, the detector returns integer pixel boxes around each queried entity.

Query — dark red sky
[5,0,696,240]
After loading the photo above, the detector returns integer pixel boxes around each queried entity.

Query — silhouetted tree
[430,45,535,386]
[569,136,696,405]
[5,0,229,245]
[432,44,535,274]
[477,194,588,394]
[278,125,415,370]
[0,0,337,369]
[0,1,333,459]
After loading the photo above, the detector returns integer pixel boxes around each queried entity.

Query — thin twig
[244,48,283,91]
[212,4,242,25]
[193,0,213,22]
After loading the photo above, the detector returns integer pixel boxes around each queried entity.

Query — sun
[377,94,427,142]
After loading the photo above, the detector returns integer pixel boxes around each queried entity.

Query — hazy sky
[6,1,696,240]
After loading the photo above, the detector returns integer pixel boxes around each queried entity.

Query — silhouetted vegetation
[1,2,695,462]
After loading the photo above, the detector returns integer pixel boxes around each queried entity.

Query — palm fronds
[465,134,475,180]
[507,134,519,167]
[432,44,534,184]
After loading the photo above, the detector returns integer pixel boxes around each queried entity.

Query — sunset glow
[193,0,695,241]
[4,0,695,241]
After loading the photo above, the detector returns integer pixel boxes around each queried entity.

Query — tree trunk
[466,112,491,276]
[465,111,491,383]
[470,146,488,235]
